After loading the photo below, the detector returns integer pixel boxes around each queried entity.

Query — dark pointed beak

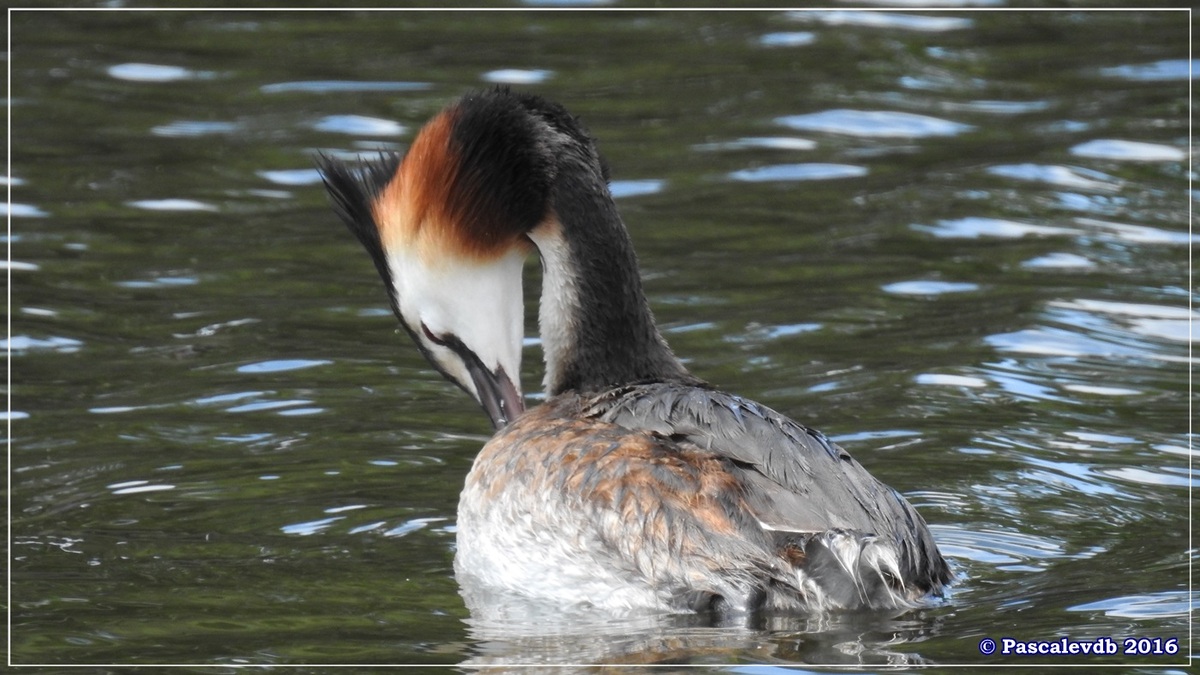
[415,328,525,431]
[465,361,525,430]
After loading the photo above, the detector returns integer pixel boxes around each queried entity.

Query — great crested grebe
[317,87,951,614]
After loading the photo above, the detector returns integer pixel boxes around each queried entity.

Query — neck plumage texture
[531,149,694,397]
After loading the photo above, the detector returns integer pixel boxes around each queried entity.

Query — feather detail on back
[582,382,951,602]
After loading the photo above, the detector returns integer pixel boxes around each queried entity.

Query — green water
[8,8,1193,670]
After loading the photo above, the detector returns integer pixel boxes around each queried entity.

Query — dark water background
[8,7,1194,671]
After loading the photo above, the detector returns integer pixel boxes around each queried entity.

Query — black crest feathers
[316,152,400,292]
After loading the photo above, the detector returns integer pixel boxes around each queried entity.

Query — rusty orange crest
[372,104,538,264]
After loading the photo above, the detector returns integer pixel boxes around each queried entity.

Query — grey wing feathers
[583,382,894,531]
[583,382,949,594]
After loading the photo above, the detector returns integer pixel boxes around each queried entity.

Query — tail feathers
[786,530,927,611]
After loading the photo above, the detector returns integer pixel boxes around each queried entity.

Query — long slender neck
[530,166,695,397]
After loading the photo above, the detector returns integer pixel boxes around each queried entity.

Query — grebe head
[317,89,565,428]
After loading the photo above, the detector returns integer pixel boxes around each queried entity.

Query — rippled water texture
[8,8,1193,670]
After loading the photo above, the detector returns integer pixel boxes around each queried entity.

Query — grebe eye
[420,322,447,347]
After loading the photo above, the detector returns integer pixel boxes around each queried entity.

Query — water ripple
[236,359,331,374]
[1101,466,1192,489]
[260,80,430,94]
[108,63,211,82]
[1021,253,1096,271]
[384,516,449,538]
[1049,298,1192,321]
[985,327,1140,359]
[787,10,973,32]
[983,296,1191,383]
[194,391,268,406]
[6,335,84,353]
[281,516,343,536]
[1100,59,1196,82]
[609,179,665,198]
[257,169,321,186]
[127,199,218,212]
[729,163,867,182]
[225,399,314,413]
[977,362,1070,402]
[1048,299,1195,346]
[758,32,816,47]
[312,115,405,137]
[932,525,1071,570]
[8,203,47,217]
[1070,139,1185,162]
[108,480,176,495]
[987,164,1119,191]
[1060,383,1140,396]
[1018,455,1128,499]
[1074,217,1189,245]
[915,373,988,388]
[912,216,1078,240]
[152,121,240,137]
[882,280,979,296]
[1069,591,1193,619]
[694,137,817,152]
[482,69,554,84]
[942,99,1050,115]
[777,109,972,138]
[116,276,199,289]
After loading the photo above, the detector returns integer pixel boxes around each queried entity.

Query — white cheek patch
[387,247,527,401]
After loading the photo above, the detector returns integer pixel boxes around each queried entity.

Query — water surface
[8,7,1193,670]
